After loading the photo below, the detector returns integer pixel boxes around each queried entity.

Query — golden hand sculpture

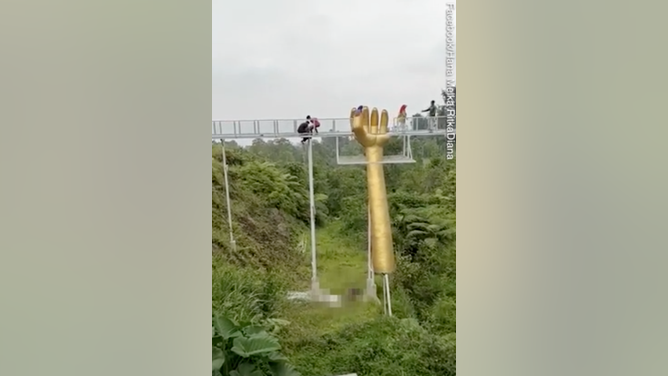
[350,106,395,274]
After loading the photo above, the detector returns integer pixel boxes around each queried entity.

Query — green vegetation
[213,315,300,376]
[212,121,456,376]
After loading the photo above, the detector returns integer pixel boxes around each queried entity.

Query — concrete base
[309,279,320,298]
[365,278,379,302]
[366,278,378,299]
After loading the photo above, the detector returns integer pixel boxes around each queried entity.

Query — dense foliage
[212,116,456,376]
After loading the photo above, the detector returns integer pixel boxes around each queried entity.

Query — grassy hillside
[212,136,456,376]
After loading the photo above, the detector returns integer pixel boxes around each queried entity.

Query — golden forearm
[365,147,395,274]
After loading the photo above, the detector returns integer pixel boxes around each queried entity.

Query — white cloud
[213,0,454,121]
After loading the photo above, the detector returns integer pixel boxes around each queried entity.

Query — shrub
[213,315,300,376]
[286,316,455,376]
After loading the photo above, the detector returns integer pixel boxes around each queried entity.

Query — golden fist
[349,106,391,148]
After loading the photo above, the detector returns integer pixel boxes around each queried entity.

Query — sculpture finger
[370,107,379,134]
[351,107,369,140]
[361,106,370,131]
[379,109,389,134]
[351,107,366,131]
[350,107,358,129]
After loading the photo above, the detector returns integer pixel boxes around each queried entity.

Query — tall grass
[212,254,289,325]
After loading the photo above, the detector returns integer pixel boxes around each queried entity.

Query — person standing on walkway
[397,104,408,131]
[422,100,437,131]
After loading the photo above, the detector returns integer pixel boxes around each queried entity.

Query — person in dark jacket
[298,119,313,144]
[422,100,438,131]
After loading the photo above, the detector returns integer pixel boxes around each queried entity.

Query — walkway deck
[211,116,450,140]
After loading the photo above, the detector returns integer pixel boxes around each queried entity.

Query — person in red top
[397,104,408,130]
[399,104,407,116]
[305,115,320,134]
[310,117,320,134]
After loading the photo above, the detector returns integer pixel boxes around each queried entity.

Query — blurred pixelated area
[287,287,368,308]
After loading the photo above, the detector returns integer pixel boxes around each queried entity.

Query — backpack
[298,122,310,133]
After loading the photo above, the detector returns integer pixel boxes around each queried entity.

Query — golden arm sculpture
[349,106,396,274]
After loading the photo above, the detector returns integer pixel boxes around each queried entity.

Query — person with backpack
[298,116,314,144]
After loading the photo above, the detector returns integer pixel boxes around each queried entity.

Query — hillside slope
[212,137,456,376]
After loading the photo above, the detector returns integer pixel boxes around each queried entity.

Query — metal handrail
[211,116,453,139]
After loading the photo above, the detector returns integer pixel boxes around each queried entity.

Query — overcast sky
[212,0,455,121]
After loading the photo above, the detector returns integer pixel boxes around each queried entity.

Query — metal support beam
[221,142,236,252]
[366,203,377,301]
[367,204,373,280]
[307,138,319,296]
[335,135,340,164]
[382,274,392,317]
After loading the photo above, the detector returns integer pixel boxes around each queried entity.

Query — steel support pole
[383,274,392,316]
[221,142,236,252]
[366,203,377,300]
[307,138,319,295]
[368,203,373,280]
